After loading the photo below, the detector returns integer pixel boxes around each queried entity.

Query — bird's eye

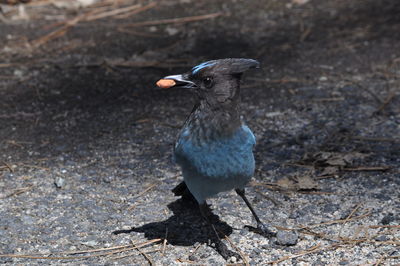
[203,77,213,88]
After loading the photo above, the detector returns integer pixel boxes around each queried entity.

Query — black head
[157,58,260,106]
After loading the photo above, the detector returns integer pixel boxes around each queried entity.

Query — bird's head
[157,58,260,107]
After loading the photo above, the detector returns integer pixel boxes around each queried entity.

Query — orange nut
[156,79,176,89]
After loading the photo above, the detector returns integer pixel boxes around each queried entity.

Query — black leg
[235,188,275,237]
[199,202,240,261]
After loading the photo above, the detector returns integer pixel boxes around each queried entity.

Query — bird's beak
[156,74,196,89]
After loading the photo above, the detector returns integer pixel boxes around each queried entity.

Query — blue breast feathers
[174,125,256,179]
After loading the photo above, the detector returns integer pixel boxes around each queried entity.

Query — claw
[257,222,276,238]
[244,223,276,238]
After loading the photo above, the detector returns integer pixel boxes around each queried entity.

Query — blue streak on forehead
[191,61,216,74]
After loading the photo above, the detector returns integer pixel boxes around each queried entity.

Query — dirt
[0,0,399,265]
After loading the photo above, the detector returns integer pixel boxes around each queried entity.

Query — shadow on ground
[113,198,233,246]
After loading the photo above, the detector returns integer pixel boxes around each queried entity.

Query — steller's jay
[157,58,275,259]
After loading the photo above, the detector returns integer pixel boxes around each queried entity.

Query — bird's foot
[245,222,276,238]
[257,222,276,237]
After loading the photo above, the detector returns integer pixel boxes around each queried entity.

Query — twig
[247,77,307,84]
[4,185,33,198]
[368,225,400,229]
[121,12,223,27]
[300,26,312,42]
[85,4,141,21]
[0,112,41,119]
[112,248,159,260]
[97,60,190,69]
[313,97,345,102]
[117,28,160,37]
[350,136,400,143]
[0,239,162,260]
[267,243,343,264]
[1,161,14,172]
[345,204,362,220]
[6,140,29,148]
[0,63,20,68]
[131,240,154,265]
[31,14,84,47]
[343,166,390,171]
[60,239,161,255]
[128,183,158,211]
[135,183,158,199]
[59,244,132,255]
[298,191,336,195]
[296,211,372,229]
[286,226,397,246]
[374,91,397,115]
[114,2,157,19]
[374,248,399,266]
[18,164,50,171]
[254,188,281,206]
[162,227,168,256]
[338,204,362,238]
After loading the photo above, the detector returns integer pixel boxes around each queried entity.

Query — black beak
[160,74,196,89]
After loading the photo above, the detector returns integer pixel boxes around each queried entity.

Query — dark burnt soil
[0,0,399,264]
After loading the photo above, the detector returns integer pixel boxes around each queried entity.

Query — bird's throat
[187,101,242,142]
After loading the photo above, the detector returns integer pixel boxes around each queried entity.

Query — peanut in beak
[156,79,176,89]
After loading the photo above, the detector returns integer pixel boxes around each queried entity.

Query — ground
[0,0,399,265]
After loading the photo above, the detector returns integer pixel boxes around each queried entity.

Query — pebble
[54,177,65,188]
[375,235,389,242]
[276,230,298,246]
[188,254,198,261]
[381,213,397,225]
[229,256,237,263]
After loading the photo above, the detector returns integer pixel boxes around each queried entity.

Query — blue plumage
[175,125,255,203]
[191,61,216,75]
[159,58,274,249]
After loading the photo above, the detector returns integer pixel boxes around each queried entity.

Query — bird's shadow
[113,197,233,246]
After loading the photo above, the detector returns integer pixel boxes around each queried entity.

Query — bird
[156,58,274,258]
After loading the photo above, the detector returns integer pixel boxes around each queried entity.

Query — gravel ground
[0,0,399,265]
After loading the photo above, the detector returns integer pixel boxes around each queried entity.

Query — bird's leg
[235,188,275,237]
[199,202,239,261]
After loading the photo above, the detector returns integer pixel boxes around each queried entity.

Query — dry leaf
[277,177,296,190]
[296,175,318,190]
[292,0,309,5]
[276,175,318,191]
[320,166,340,176]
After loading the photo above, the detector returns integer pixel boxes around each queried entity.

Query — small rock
[81,240,98,247]
[188,254,198,261]
[13,69,24,78]
[375,235,389,242]
[165,26,179,36]
[276,230,298,246]
[54,177,65,188]
[381,213,397,225]
[229,255,237,263]
[103,176,114,183]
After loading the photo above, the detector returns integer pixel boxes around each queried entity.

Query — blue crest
[191,61,216,74]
